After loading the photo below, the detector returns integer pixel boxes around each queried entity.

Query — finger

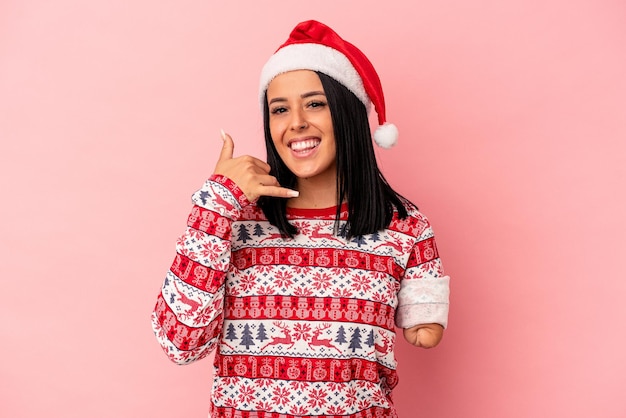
[256,174,281,187]
[258,185,299,199]
[218,129,234,162]
[254,159,272,173]
[238,155,271,174]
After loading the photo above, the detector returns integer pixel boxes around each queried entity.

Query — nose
[290,108,308,131]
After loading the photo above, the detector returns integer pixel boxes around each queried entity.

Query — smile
[289,138,321,152]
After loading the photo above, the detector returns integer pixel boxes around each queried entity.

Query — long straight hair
[257,71,408,239]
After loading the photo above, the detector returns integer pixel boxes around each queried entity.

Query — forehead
[266,70,324,98]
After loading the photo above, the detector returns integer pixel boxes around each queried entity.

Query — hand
[213,131,299,202]
[403,323,444,349]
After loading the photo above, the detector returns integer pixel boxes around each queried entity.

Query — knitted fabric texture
[152,175,450,417]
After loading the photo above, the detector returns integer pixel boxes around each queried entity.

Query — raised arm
[151,132,299,364]
[151,174,244,364]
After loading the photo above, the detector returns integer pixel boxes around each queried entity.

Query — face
[266,70,337,184]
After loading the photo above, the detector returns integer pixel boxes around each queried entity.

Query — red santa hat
[259,20,398,149]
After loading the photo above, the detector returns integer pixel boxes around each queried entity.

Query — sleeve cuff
[208,174,252,208]
[396,276,450,329]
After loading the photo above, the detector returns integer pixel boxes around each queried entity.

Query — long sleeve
[395,216,450,329]
[151,175,249,364]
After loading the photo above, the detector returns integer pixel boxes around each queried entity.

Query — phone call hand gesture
[213,130,299,203]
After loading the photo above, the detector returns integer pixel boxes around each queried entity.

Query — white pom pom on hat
[373,122,399,149]
[259,20,398,149]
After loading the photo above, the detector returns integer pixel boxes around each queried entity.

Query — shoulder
[391,197,433,239]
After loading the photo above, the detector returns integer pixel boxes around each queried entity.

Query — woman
[152,20,450,418]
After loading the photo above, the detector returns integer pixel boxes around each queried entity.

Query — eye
[308,100,327,109]
[270,106,287,114]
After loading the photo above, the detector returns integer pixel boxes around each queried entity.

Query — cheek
[269,119,284,143]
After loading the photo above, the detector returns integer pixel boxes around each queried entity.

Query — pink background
[1,1,625,417]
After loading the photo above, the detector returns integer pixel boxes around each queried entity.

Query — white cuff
[396,276,450,329]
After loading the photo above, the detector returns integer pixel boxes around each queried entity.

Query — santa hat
[259,20,398,148]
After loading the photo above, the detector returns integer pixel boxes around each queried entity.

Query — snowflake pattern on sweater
[152,175,450,418]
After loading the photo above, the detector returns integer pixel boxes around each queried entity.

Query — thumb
[218,129,234,161]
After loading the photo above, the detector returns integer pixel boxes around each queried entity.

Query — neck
[288,176,339,209]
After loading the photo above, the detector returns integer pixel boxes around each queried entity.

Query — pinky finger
[260,186,299,199]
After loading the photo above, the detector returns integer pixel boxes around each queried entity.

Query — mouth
[288,138,321,154]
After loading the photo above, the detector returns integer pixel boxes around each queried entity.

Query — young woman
[152,20,450,418]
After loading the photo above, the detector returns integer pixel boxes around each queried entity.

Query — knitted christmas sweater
[152,175,450,418]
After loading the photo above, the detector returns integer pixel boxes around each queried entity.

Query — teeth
[290,139,320,151]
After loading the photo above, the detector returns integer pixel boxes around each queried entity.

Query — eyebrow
[268,90,326,105]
